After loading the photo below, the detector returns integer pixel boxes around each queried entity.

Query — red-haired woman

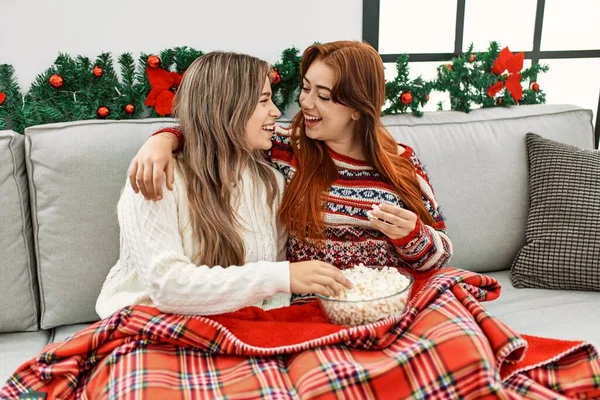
[131,41,452,277]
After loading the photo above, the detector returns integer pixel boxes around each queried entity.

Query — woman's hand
[128,133,177,201]
[368,203,418,240]
[289,261,353,297]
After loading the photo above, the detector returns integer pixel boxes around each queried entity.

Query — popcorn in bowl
[316,263,413,326]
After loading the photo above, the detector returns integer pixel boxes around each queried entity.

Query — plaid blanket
[2,268,599,399]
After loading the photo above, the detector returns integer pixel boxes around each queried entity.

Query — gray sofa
[1,104,599,384]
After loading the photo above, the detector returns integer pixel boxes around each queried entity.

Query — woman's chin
[260,142,273,151]
[305,127,319,140]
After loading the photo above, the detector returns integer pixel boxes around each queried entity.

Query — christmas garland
[430,42,548,113]
[0,42,547,133]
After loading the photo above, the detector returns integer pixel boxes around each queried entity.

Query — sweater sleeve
[118,176,291,315]
[389,148,453,271]
[266,126,296,181]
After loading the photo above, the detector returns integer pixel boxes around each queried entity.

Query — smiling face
[299,60,358,144]
[245,76,281,151]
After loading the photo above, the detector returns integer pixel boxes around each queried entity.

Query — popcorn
[366,204,381,221]
[318,263,412,326]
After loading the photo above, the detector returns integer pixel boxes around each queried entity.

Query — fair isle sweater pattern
[269,127,453,271]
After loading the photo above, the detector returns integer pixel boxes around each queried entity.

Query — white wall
[0,0,363,91]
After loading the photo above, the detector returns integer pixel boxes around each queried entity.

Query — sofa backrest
[383,104,594,272]
[3,104,594,330]
[0,130,38,332]
[25,119,176,329]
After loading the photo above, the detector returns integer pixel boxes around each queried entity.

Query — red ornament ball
[93,65,103,77]
[147,55,161,69]
[425,94,430,102]
[271,67,281,85]
[97,106,110,118]
[496,97,504,106]
[400,91,413,105]
[469,54,477,63]
[445,63,454,71]
[125,104,135,114]
[530,82,540,92]
[49,74,64,88]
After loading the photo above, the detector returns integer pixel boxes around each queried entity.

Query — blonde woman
[96,52,351,319]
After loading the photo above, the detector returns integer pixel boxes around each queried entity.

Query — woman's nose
[270,105,281,118]
[300,94,314,110]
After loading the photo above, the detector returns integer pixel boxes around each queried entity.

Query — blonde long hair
[173,52,279,266]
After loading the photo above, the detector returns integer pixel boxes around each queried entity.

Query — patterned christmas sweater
[268,126,452,271]
[158,126,453,271]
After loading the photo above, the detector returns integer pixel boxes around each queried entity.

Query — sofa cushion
[0,330,50,385]
[511,134,600,290]
[51,324,91,344]
[484,270,600,347]
[383,104,595,272]
[25,118,176,329]
[0,131,38,332]
[0,325,89,385]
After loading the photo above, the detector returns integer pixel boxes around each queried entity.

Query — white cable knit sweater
[96,163,291,319]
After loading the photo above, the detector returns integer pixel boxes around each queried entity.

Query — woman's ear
[351,110,360,121]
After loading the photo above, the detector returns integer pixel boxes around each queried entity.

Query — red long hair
[278,41,434,239]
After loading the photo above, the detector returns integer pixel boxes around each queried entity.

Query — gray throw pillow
[511,133,600,291]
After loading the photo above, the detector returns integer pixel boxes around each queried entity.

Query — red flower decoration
[487,47,524,102]
[487,81,504,98]
[144,67,183,116]
[0,92,6,105]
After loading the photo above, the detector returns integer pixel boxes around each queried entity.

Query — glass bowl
[316,269,413,326]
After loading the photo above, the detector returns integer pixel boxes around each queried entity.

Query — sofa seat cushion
[0,331,50,385]
[484,270,600,346]
[51,324,91,344]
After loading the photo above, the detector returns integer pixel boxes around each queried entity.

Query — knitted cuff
[152,126,183,153]
[390,218,424,248]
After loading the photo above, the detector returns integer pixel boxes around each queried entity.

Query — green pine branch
[172,46,204,74]
[271,47,302,113]
[383,54,431,116]
[0,64,25,132]
[117,53,142,118]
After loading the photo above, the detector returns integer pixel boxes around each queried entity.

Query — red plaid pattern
[2,268,599,399]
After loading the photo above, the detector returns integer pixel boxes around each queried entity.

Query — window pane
[379,0,457,54]
[537,58,600,127]
[463,0,537,52]
[542,0,600,50]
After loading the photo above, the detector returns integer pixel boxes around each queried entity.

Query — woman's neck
[324,133,365,161]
